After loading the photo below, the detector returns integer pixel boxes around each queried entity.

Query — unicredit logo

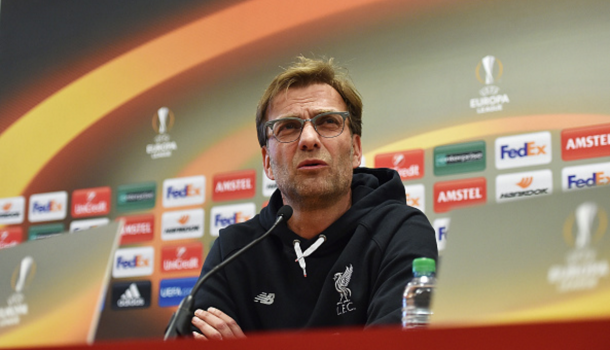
[71,187,111,218]
[213,169,256,202]
[561,123,610,161]
[374,149,424,181]
[161,243,202,273]
[434,178,486,213]
[0,227,23,249]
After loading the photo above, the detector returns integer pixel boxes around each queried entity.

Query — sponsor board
[547,202,609,292]
[118,214,155,245]
[495,131,552,170]
[374,149,424,181]
[434,177,486,213]
[28,191,67,223]
[495,169,553,203]
[562,162,610,192]
[0,197,25,225]
[163,175,205,208]
[116,182,156,212]
[161,242,203,273]
[210,203,256,237]
[404,184,425,213]
[113,247,154,278]
[0,227,23,249]
[111,281,151,310]
[69,218,110,232]
[71,187,111,218]
[434,141,486,176]
[27,223,65,241]
[432,218,450,252]
[213,170,256,202]
[561,123,610,161]
[262,169,277,197]
[469,55,510,114]
[161,208,204,241]
[158,277,198,307]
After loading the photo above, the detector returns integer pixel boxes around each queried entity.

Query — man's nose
[298,121,321,149]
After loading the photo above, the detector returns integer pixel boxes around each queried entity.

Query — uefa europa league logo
[476,55,503,86]
[564,202,608,248]
[12,256,35,293]
[152,107,175,135]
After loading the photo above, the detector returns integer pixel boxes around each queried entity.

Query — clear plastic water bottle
[402,257,436,329]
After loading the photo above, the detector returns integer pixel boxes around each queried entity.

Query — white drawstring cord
[293,235,326,277]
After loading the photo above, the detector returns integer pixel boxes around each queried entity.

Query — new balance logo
[254,292,275,305]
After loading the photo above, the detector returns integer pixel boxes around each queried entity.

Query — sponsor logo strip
[161,208,204,241]
[434,141,486,176]
[71,187,111,218]
[562,162,610,192]
[118,214,155,245]
[561,123,610,161]
[111,281,151,310]
[116,182,156,212]
[210,203,256,237]
[0,197,25,225]
[374,149,424,181]
[495,169,553,203]
[213,170,256,202]
[113,247,154,278]
[161,242,203,273]
[495,132,552,170]
[163,175,205,208]
[159,277,198,307]
[434,177,487,213]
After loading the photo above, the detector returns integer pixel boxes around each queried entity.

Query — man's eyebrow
[277,110,337,119]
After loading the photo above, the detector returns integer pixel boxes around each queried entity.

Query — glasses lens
[314,113,345,137]
[272,119,302,142]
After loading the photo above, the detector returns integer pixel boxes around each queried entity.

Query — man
[190,56,437,340]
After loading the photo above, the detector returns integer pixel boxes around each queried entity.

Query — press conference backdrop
[0,0,609,342]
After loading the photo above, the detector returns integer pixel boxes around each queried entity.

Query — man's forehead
[268,83,345,117]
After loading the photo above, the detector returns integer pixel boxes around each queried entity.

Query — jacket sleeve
[190,236,242,331]
[365,209,439,326]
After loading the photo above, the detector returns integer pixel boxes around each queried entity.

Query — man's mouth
[297,160,328,169]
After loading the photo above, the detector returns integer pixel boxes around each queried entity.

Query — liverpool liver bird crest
[334,264,353,304]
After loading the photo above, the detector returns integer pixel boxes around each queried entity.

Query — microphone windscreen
[277,205,293,221]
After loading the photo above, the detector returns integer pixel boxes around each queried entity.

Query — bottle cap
[412,257,436,274]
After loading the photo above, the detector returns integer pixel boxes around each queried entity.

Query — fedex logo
[213,170,256,202]
[210,203,256,237]
[432,218,450,252]
[29,191,67,222]
[113,247,154,278]
[163,176,205,208]
[495,132,551,169]
[161,208,204,241]
[562,162,610,192]
[161,243,203,273]
[0,227,23,249]
[71,187,111,218]
[375,149,424,181]
[0,196,25,225]
[404,184,425,213]
[434,178,486,213]
[118,214,155,245]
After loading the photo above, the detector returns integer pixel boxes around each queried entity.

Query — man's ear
[352,134,362,168]
[261,146,275,180]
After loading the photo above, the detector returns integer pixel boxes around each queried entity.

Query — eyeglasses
[265,111,350,143]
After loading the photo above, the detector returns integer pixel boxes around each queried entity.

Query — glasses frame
[264,111,350,144]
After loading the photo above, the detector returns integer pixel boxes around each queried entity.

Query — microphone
[164,205,293,340]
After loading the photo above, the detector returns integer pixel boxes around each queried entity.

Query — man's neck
[283,192,352,240]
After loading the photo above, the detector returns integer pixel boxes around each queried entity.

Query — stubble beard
[271,148,354,211]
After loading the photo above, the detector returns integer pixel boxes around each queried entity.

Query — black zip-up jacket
[193,167,438,332]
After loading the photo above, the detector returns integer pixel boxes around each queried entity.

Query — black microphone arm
[164,205,293,340]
